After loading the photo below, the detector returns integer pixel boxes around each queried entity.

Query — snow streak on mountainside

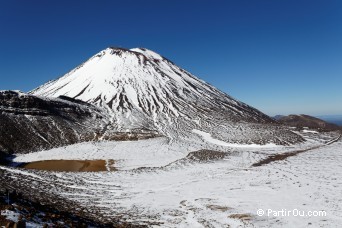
[31,47,302,144]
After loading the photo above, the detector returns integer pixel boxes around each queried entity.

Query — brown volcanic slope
[0,90,112,157]
[277,114,341,131]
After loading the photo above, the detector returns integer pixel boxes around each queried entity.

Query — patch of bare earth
[186,150,227,162]
[206,205,232,212]
[228,213,253,221]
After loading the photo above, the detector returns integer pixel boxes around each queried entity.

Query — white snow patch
[192,129,277,148]
[0,166,42,179]
[302,129,319,134]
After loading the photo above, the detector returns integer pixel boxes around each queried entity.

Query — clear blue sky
[1,0,341,116]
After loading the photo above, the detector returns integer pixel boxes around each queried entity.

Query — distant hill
[273,115,285,120]
[316,115,342,126]
[276,114,341,131]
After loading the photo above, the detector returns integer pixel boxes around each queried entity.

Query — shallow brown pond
[21,160,116,172]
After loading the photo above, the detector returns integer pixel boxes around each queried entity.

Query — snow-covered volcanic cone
[31,47,302,145]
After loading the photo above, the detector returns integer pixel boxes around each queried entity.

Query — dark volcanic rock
[186,150,226,162]
[0,91,109,154]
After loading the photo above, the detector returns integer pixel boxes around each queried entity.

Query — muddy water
[21,160,116,172]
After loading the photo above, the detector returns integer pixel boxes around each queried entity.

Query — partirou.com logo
[257,209,327,217]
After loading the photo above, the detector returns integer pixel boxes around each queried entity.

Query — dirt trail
[252,133,341,167]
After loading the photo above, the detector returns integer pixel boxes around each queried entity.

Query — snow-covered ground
[192,129,278,148]
[2,130,341,227]
[13,130,331,169]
